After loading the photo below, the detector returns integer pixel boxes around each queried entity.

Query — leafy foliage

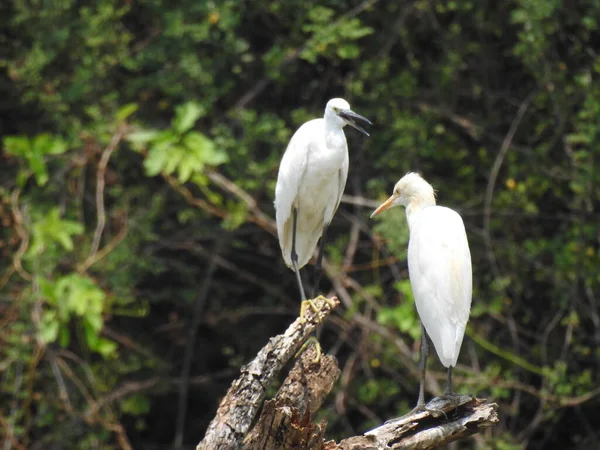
[1,0,600,448]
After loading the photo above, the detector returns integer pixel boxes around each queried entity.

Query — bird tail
[439,323,466,368]
[278,216,322,270]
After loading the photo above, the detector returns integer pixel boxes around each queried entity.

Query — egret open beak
[337,109,372,136]
[370,194,398,218]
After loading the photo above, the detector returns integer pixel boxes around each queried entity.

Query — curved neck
[406,192,436,227]
[324,111,345,131]
[323,114,347,150]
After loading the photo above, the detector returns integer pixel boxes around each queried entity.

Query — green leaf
[172,102,204,134]
[85,312,104,333]
[337,44,360,59]
[56,274,106,317]
[184,132,227,166]
[144,146,171,176]
[120,394,151,415]
[16,170,29,188]
[4,136,31,157]
[177,155,200,183]
[32,133,67,156]
[29,208,84,255]
[182,131,211,151]
[58,327,70,348]
[39,310,59,344]
[163,145,186,176]
[127,129,162,144]
[39,277,57,305]
[29,154,49,186]
[116,103,139,121]
[94,337,118,357]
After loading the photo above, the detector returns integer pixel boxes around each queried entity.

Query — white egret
[370,172,472,408]
[275,98,371,315]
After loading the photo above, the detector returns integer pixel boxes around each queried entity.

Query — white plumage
[371,172,472,400]
[407,204,472,367]
[274,98,370,286]
[275,117,349,268]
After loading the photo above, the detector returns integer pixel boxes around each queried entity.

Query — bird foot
[299,295,335,323]
[409,402,448,420]
[421,393,474,419]
[294,336,322,364]
[430,392,473,408]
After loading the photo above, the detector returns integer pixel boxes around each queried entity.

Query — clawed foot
[422,393,474,419]
[429,392,473,409]
[299,295,336,323]
[410,402,448,420]
[294,336,322,364]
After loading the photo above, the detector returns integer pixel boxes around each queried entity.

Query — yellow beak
[370,194,398,218]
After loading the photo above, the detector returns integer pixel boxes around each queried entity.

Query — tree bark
[197,296,499,450]
[198,296,340,450]
[333,396,499,449]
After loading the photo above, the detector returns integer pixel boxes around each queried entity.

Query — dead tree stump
[197,297,499,450]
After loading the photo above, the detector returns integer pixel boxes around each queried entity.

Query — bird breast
[295,131,347,223]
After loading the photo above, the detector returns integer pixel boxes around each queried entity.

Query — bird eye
[333,107,339,112]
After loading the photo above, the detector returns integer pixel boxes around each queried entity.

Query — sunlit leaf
[39,310,59,344]
[127,129,162,144]
[4,136,30,157]
[29,208,84,255]
[144,147,170,176]
[172,102,204,134]
[116,103,139,121]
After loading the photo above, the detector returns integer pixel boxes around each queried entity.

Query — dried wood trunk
[197,297,498,450]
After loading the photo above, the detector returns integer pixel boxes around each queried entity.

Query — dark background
[1,1,599,449]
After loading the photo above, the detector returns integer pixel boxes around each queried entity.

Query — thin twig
[88,127,125,260]
[206,170,276,235]
[174,236,226,449]
[483,93,533,277]
[3,361,23,450]
[0,189,32,288]
[78,211,128,272]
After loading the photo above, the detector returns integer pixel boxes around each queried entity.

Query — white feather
[371,172,472,369]
[407,206,472,367]
[274,99,355,269]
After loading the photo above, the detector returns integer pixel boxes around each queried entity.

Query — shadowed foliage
[1,0,600,448]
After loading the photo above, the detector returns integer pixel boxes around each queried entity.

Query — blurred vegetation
[1,0,599,448]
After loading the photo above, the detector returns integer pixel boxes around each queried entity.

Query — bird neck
[405,192,436,227]
[324,118,347,150]
[324,112,345,132]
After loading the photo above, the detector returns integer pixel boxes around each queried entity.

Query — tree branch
[242,344,341,449]
[197,297,499,450]
[197,296,341,450]
[335,396,499,449]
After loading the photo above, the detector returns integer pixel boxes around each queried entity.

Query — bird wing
[326,150,349,225]
[274,124,310,267]
[407,206,472,367]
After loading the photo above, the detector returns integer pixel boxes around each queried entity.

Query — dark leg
[445,366,453,395]
[410,323,447,418]
[312,224,329,298]
[416,322,429,408]
[291,208,306,301]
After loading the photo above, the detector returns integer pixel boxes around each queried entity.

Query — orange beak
[370,194,398,218]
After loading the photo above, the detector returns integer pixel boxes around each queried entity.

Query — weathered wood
[197,296,340,450]
[333,396,499,450]
[198,296,499,450]
[242,345,340,449]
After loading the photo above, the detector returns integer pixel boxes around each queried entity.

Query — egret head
[370,172,436,218]
[325,98,372,136]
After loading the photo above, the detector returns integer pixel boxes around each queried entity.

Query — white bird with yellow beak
[371,172,472,408]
